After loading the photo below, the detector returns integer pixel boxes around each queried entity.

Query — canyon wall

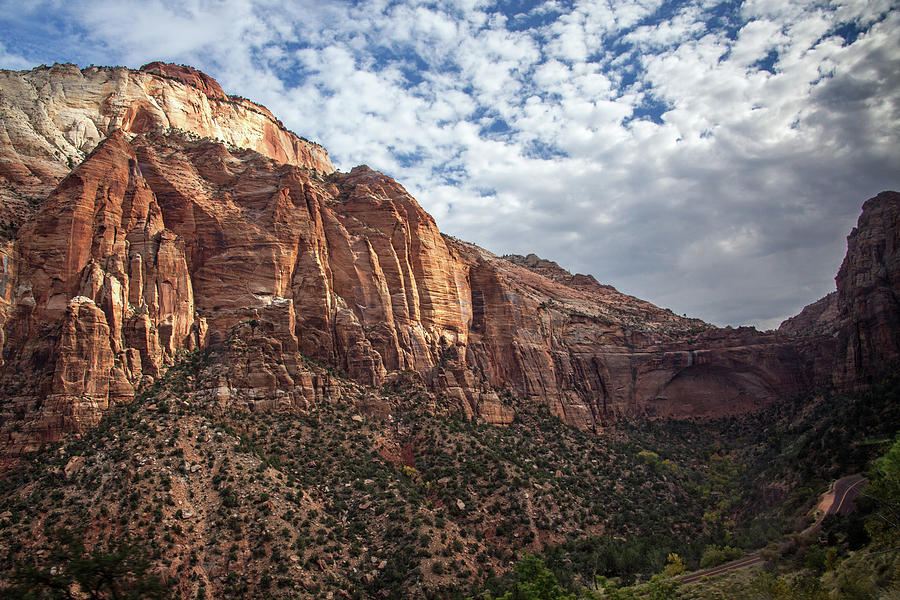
[830,192,899,385]
[0,62,332,216]
[0,63,895,458]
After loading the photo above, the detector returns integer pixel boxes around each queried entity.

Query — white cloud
[0,42,33,69]
[728,19,785,68]
[1,0,897,328]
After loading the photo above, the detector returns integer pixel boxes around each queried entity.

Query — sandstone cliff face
[0,62,332,227]
[779,293,840,337]
[139,62,229,101]
[832,191,900,385]
[452,244,813,425]
[0,121,480,453]
[0,63,896,458]
[778,191,900,388]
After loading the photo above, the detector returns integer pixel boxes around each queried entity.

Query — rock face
[779,192,900,388]
[833,192,900,385]
[779,293,839,337]
[0,62,897,458]
[139,62,228,101]
[0,62,332,227]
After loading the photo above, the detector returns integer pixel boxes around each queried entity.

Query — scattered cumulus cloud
[0,42,32,69]
[0,0,897,328]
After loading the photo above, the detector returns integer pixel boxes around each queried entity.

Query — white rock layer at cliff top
[0,62,334,182]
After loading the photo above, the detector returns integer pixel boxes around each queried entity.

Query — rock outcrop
[779,191,900,388]
[0,62,333,230]
[139,62,228,101]
[0,62,897,458]
[833,191,900,385]
[779,293,840,337]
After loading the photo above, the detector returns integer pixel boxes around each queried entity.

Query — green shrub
[698,544,743,568]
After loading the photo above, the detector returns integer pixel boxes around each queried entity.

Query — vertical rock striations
[833,191,900,385]
[779,191,900,388]
[0,62,897,459]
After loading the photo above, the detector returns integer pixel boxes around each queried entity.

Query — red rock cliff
[0,63,896,458]
[779,191,900,388]
[833,191,900,385]
[139,62,228,101]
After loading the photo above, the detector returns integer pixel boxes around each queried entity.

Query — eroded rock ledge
[0,63,896,460]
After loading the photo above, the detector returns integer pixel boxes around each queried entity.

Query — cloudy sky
[1,0,898,328]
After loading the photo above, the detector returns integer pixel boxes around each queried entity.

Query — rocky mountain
[833,191,900,384]
[0,62,896,463]
[778,191,900,385]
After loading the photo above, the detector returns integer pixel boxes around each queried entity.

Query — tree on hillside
[7,528,171,599]
[482,555,576,600]
[865,433,900,547]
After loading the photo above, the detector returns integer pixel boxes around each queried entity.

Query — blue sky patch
[751,48,778,74]
[523,139,567,160]
[625,94,672,125]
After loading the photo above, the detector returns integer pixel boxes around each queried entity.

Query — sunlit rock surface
[1,62,897,458]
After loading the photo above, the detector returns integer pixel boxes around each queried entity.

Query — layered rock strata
[0,63,896,458]
[833,192,900,384]
[781,191,900,387]
[0,62,332,232]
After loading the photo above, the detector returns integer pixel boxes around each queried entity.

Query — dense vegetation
[472,374,900,599]
[1,353,898,599]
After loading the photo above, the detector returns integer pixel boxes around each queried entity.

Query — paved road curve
[678,474,867,585]
[804,473,868,535]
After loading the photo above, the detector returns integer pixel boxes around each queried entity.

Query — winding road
[814,474,867,521]
[678,474,867,585]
